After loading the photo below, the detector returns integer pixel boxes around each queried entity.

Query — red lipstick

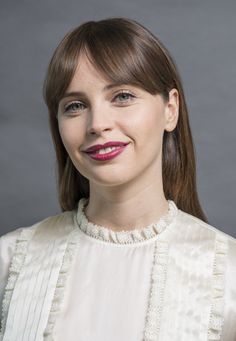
[84,141,129,153]
[83,141,129,161]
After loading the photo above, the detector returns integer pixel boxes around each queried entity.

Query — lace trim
[207,234,228,340]
[143,239,169,340]
[0,228,35,338]
[76,198,178,244]
[43,228,80,341]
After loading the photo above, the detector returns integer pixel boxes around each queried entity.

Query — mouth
[84,144,129,161]
[84,141,129,153]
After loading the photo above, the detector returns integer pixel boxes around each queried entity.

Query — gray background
[0,0,235,237]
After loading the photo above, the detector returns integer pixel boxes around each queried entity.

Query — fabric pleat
[1,212,76,341]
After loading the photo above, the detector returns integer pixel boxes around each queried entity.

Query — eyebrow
[60,82,132,101]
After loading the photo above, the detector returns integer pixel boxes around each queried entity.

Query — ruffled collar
[75,198,178,244]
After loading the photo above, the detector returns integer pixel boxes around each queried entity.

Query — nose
[86,104,113,136]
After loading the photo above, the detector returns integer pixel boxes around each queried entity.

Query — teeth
[97,146,118,154]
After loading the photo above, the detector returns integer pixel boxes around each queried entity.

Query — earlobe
[164,88,179,132]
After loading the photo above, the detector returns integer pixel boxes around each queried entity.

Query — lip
[84,144,129,161]
[83,141,130,153]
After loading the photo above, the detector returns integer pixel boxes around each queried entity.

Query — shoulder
[0,209,76,244]
[0,210,76,308]
[176,208,236,244]
[175,208,236,302]
[0,209,76,277]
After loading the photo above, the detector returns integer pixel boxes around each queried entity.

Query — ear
[164,88,179,132]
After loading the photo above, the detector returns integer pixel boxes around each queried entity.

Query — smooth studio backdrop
[0,0,235,237]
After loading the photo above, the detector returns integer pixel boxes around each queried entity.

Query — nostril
[88,126,112,135]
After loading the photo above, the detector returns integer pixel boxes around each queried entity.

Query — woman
[0,17,235,341]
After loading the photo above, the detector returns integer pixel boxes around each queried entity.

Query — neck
[85,176,168,232]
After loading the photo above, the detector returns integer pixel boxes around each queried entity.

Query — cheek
[126,107,165,145]
[58,121,83,153]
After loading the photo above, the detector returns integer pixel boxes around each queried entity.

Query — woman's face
[57,54,178,189]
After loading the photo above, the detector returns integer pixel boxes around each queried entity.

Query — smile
[85,145,128,161]
[94,146,118,154]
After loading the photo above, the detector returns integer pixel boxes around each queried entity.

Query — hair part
[43,17,207,222]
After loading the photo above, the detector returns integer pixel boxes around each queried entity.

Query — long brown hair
[43,17,207,222]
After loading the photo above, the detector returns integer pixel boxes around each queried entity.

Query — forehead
[67,53,109,89]
[66,53,140,95]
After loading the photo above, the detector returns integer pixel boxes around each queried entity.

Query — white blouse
[0,198,236,341]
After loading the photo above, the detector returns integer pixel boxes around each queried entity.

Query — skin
[57,53,179,232]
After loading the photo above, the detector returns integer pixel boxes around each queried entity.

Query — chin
[88,172,132,188]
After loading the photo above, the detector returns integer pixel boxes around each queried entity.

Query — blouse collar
[76,198,178,244]
[75,198,178,244]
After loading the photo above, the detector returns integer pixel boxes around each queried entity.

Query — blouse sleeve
[221,236,236,341]
[0,228,23,311]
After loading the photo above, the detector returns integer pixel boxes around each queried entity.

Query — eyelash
[63,91,136,114]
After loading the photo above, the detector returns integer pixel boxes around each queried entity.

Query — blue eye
[64,101,86,113]
[114,91,135,103]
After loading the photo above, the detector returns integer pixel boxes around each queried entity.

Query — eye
[64,101,86,114]
[113,91,135,104]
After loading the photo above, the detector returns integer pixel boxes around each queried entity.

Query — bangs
[82,26,158,94]
[44,19,173,115]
